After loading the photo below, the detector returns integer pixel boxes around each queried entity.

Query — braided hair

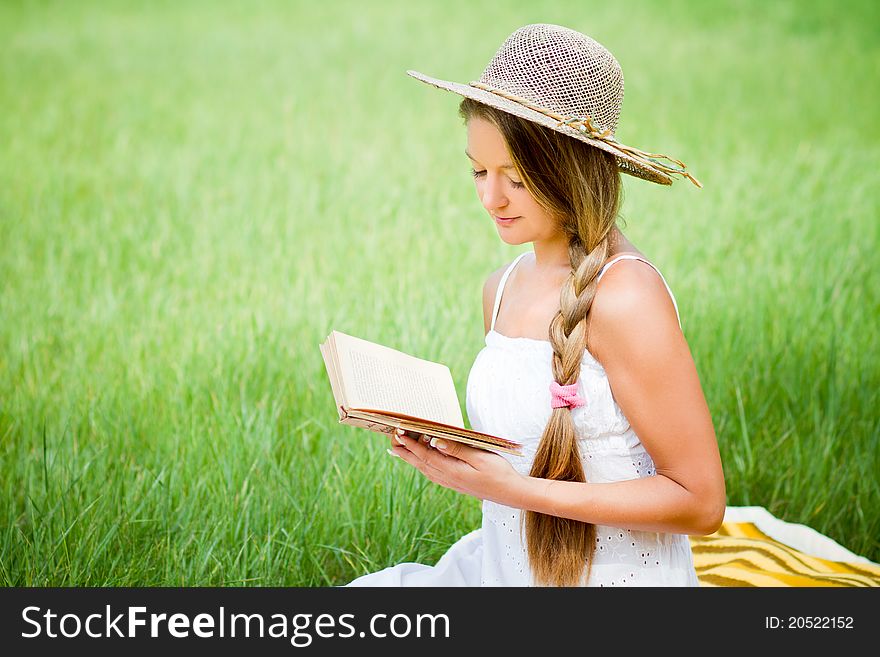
[459,97,623,586]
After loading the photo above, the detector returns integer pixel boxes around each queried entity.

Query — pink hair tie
[550,381,586,409]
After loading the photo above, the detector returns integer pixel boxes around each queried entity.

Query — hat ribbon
[469,81,702,188]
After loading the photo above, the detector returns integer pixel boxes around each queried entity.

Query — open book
[319,330,523,456]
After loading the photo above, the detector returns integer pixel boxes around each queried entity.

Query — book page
[319,339,346,418]
[343,409,523,457]
[331,330,464,427]
[352,408,521,447]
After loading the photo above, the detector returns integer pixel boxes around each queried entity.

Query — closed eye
[470,168,525,189]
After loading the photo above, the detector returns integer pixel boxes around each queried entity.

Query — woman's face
[466,117,558,246]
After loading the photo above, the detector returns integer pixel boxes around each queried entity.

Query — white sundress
[347,251,700,587]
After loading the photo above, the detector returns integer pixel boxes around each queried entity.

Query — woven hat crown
[479,24,624,136]
[406,23,701,187]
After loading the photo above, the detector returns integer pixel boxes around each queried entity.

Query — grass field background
[1,0,877,585]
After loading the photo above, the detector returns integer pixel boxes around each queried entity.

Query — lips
[494,215,520,224]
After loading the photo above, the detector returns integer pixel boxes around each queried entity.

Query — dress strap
[597,255,682,328]
[490,252,530,331]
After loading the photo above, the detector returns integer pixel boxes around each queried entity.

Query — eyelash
[470,169,525,189]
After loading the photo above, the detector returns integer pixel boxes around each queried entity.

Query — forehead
[466,118,515,169]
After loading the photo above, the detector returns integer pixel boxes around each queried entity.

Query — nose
[477,174,509,214]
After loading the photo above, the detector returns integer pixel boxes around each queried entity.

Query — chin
[496,229,531,246]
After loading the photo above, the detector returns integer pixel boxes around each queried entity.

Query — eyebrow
[465,149,516,170]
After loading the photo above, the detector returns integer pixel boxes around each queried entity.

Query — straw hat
[407,23,701,187]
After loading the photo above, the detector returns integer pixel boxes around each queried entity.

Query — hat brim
[406,69,674,186]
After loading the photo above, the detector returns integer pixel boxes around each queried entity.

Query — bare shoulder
[586,258,682,364]
[584,258,725,532]
[482,260,514,335]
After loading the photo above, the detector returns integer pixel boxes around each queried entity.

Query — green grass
[1,0,877,585]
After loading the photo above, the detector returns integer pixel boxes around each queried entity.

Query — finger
[392,441,445,481]
[392,427,411,447]
[391,429,432,462]
[427,437,482,464]
[393,429,433,455]
[392,434,482,495]
[406,435,472,475]
[393,427,423,444]
[392,431,462,480]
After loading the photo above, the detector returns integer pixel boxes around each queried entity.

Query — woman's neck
[532,233,570,272]
[532,227,624,272]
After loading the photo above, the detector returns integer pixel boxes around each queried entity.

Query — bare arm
[512,261,727,535]
[392,260,726,536]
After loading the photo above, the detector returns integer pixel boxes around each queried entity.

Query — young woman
[348,23,726,587]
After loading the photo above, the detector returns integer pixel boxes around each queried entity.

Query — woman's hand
[387,428,524,507]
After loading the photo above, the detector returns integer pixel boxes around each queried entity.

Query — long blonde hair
[459,98,623,586]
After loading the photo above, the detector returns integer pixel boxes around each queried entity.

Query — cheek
[474,180,488,202]
[512,188,538,211]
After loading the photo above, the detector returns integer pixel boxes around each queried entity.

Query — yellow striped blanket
[689,506,880,587]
